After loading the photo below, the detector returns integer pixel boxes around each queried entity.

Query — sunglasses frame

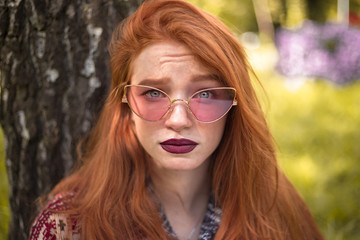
[122,84,237,123]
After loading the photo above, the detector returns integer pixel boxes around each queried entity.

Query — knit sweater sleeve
[29,192,80,240]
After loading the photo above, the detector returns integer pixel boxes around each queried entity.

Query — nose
[164,100,193,131]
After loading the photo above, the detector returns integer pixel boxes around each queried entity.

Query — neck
[150,161,211,212]
[150,162,211,240]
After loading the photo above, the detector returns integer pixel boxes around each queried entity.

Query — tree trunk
[0,0,141,238]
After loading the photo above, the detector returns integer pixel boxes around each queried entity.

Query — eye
[144,89,164,98]
[199,91,210,98]
[194,90,214,99]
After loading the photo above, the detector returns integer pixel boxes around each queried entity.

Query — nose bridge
[171,98,187,105]
[169,98,190,111]
[166,96,193,118]
[165,97,192,129]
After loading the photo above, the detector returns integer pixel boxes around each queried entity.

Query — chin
[166,165,198,171]
[155,157,208,171]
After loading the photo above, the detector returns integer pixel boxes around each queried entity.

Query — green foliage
[0,127,10,239]
[187,0,258,33]
[253,45,360,239]
[352,0,360,13]
[188,0,360,31]
[271,81,360,239]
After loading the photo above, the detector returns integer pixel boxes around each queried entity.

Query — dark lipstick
[160,138,198,154]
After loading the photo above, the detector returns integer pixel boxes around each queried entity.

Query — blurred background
[1,0,360,239]
[185,0,360,239]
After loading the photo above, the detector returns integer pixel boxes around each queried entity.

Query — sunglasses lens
[125,86,235,122]
[188,88,235,122]
[126,86,170,121]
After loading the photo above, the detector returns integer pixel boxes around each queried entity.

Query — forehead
[137,41,193,59]
[130,41,218,85]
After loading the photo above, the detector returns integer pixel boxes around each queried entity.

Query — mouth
[160,138,198,154]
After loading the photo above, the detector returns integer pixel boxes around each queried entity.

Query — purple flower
[275,21,360,85]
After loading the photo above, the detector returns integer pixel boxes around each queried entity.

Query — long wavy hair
[48,0,324,239]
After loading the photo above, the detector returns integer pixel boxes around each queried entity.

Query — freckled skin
[130,41,227,171]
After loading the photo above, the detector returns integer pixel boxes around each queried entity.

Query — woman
[30,0,324,239]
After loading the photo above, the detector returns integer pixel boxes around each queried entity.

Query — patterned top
[29,192,80,240]
[29,192,222,240]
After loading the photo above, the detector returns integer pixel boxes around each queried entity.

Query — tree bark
[0,0,141,238]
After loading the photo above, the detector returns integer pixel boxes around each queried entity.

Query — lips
[160,138,198,154]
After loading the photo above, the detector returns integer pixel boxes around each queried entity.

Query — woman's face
[130,41,227,171]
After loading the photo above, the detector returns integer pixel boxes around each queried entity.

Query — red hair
[48,0,324,239]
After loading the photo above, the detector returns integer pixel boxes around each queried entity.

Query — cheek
[132,116,158,147]
[200,117,227,150]
[212,118,227,145]
[214,115,226,130]
[133,117,144,139]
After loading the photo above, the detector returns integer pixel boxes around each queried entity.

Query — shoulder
[29,192,80,240]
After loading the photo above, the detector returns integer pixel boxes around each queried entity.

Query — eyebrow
[191,74,219,83]
[137,74,219,86]
[137,77,171,86]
